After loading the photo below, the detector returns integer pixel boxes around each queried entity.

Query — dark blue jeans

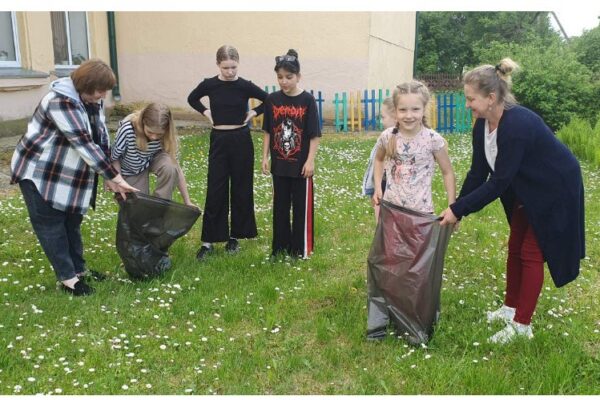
[19,180,85,281]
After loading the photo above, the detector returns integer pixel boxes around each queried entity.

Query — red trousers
[505,204,545,325]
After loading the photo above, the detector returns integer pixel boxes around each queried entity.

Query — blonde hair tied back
[463,57,520,109]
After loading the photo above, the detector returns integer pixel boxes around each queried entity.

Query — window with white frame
[0,12,20,67]
[51,12,90,67]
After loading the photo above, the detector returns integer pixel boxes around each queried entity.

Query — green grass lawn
[0,130,598,394]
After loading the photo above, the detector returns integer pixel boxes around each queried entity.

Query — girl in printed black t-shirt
[261,49,321,258]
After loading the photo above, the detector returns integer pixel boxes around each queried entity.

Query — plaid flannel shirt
[10,78,118,214]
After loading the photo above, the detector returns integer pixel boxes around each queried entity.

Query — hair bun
[286,49,299,58]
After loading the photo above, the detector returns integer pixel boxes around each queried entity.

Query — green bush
[571,25,600,77]
[557,115,600,167]
[474,40,597,131]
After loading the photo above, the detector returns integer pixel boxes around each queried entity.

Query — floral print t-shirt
[376,126,446,213]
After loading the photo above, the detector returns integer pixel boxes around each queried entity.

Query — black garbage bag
[116,192,201,279]
[367,200,453,344]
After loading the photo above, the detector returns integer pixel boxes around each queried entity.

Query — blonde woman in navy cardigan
[439,58,585,344]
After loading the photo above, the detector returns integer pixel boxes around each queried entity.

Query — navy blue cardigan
[450,105,585,288]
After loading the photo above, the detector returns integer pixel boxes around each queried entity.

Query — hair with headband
[274,49,300,74]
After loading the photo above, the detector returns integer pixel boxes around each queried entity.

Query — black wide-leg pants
[201,126,257,243]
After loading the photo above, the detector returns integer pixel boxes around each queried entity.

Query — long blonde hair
[128,103,177,159]
[463,58,520,109]
[385,80,431,159]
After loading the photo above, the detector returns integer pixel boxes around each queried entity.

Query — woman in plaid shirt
[10,59,137,296]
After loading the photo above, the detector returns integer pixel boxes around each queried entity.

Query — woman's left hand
[243,110,257,124]
[439,207,458,226]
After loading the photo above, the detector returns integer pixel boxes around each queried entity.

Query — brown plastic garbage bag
[367,200,453,344]
[116,192,201,280]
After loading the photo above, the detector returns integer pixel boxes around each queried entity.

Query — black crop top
[187,76,267,125]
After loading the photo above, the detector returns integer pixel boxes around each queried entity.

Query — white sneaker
[486,305,516,323]
[488,320,534,344]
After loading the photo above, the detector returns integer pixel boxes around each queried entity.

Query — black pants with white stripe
[272,175,314,258]
[201,126,257,243]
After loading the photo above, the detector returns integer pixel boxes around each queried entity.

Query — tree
[415,12,558,75]
[474,41,596,130]
[571,25,600,77]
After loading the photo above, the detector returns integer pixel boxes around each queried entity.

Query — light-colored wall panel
[1,11,415,122]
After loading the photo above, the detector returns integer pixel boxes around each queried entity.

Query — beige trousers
[123,151,179,200]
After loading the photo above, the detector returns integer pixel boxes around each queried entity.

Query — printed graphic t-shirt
[262,90,321,177]
[376,126,446,213]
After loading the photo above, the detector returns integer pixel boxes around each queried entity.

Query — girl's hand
[439,207,458,226]
[203,110,214,125]
[301,159,315,178]
[243,110,257,125]
[261,158,270,175]
[372,187,382,206]
[184,200,199,210]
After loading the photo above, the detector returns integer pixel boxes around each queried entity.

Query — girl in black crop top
[187,76,266,127]
[188,45,267,261]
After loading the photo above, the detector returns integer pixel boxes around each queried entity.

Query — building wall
[1,11,415,123]
[0,12,53,121]
[367,12,416,91]
[0,12,111,122]
[114,11,415,118]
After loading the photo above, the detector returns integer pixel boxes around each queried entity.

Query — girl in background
[261,49,321,259]
[188,45,268,260]
[362,97,396,224]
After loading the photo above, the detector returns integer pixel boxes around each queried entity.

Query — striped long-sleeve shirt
[110,120,163,176]
[10,77,118,215]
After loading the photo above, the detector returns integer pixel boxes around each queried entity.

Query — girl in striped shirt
[110,103,195,206]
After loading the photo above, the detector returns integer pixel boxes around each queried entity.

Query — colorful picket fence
[248,88,472,134]
[332,89,392,132]
[433,92,472,133]
[332,89,472,134]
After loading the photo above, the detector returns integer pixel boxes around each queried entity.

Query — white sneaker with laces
[488,320,533,344]
[486,305,516,323]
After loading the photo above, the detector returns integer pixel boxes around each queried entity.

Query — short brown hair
[70,59,116,94]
